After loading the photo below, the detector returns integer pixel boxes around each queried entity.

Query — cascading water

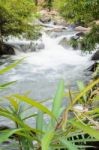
[0,30,92,100]
[0,26,94,139]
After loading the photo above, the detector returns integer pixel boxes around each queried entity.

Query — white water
[11,33,91,69]
[0,30,92,100]
[0,28,94,135]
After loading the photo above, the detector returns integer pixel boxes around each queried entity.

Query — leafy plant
[54,0,99,24]
[80,25,99,52]
[0,75,99,150]
[0,59,99,150]
[0,0,40,41]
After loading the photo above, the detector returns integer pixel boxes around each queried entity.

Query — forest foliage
[53,0,99,51]
[53,0,99,24]
[0,0,40,40]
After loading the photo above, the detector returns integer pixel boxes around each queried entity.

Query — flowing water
[0,29,93,100]
[0,26,94,149]
[0,26,94,129]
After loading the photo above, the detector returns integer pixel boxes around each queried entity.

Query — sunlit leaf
[0,58,24,75]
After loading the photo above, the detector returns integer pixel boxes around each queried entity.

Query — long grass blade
[0,58,24,75]
[68,79,99,110]
[0,129,22,143]
[52,80,64,119]
[0,81,17,89]
[14,94,55,119]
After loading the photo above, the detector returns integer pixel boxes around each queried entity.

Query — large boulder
[0,42,15,55]
[91,50,99,61]
[71,32,85,41]
[75,26,91,32]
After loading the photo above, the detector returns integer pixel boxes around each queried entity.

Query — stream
[0,27,93,99]
[0,25,94,133]
[0,24,95,149]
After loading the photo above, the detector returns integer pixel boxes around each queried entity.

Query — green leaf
[68,79,99,110]
[93,96,99,101]
[59,138,79,150]
[52,79,64,119]
[87,108,99,114]
[0,58,24,75]
[36,111,44,131]
[0,129,22,143]
[70,120,99,140]
[14,94,55,119]
[0,81,17,89]
[41,129,54,150]
[0,109,42,134]
[77,81,87,103]
[6,97,18,111]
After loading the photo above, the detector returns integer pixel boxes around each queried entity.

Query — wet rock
[36,42,45,50]
[76,32,85,37]
[39,9,67,26]
[71,36,79,40]
[91,50,99,61]
[6,40,45,53]
[70,32,86,50]
[39,16,51,23]
[88,63,98,72]
[28,42,45,52]
[59,37,70,49]
[29,42,36,52]
[71,32,85,41]
[19,44,31,52]
[67,24,77,29]
[0,42,15,55]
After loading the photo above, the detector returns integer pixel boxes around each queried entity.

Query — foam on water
[0,29,93,100]
[11,32,91,71]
